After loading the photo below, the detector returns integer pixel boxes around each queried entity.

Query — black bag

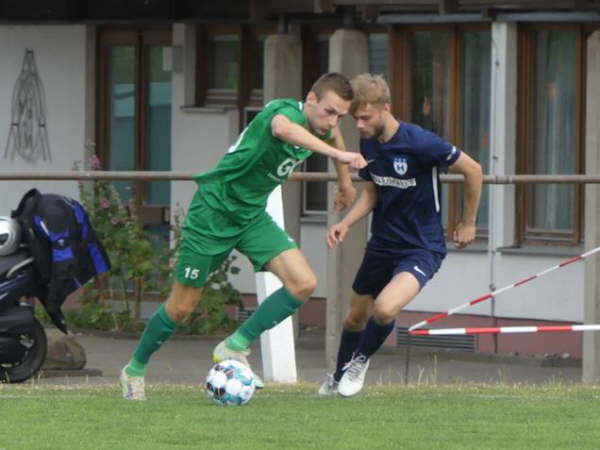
[11,189,111,333]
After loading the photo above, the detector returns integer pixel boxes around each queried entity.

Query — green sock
[226,286,303,351]
[125,304,178,377]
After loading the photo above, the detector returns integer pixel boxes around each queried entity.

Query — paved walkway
[35,329,583,388]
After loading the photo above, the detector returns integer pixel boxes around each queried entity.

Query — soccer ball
[205,359,256,406]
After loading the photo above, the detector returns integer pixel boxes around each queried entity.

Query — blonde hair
[350,73,391,114]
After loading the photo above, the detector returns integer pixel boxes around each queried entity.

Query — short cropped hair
[310,72,354,102]
[350,73,391,114]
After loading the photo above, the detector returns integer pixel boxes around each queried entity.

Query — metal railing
[2,170,600,183]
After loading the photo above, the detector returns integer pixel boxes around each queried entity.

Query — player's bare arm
[327,126,357,211]
[327,181,378,249]
[271,114,367,170]
[449,152,483,248]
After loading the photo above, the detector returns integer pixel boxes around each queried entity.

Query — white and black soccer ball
[205,359,256,406]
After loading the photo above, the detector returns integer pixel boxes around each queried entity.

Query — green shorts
[175,207,297,287]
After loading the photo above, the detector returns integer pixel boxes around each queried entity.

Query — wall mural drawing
[4,49,51,163]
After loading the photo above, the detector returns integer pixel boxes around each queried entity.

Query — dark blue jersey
[358,122,461,255]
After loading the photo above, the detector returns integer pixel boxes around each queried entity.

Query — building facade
[1,0,600,360]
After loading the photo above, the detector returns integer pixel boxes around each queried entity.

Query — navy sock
[355,317,395,359]
[333,329,363,382]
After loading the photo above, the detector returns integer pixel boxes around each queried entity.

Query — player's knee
[373,304,397,324]
[286,273,317,301]
[166,284,203,323]
[166,294,199,323]
[165,302,193,323]
[344,313,368,331]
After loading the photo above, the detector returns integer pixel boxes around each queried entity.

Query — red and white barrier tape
[409,245,600,333]
[410,324,600,336]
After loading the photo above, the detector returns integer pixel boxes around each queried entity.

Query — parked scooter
[0,189,110,383]
[0,218,47,382]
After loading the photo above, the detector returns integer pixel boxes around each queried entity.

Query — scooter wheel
[0,318,48,383]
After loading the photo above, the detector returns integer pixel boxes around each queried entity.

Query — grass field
[1,383,599,449]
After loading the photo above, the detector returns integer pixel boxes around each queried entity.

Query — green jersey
[193,98,330,225]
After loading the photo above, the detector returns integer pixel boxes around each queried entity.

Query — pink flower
[100,198,110,209]
[110,217,120,225]
[90,155,102,170]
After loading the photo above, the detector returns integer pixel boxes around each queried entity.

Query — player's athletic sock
[125,304,178,377]
[226,286,303,351]
[355,317,395,359]
[333,329,363,382]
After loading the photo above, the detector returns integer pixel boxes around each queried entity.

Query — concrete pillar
[264,33,303,245]
[326,29,369,371]
[583,30,600,384]
[170,24,200,216]
[486,22,518,347]
[489,22,517,248]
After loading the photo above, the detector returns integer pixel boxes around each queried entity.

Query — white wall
[170,108,239,213]
[414,251,584,323]
[0,25,91,211]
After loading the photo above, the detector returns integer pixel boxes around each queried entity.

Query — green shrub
[59,151,244,334]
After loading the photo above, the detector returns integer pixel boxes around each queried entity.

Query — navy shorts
[352,247,444,298]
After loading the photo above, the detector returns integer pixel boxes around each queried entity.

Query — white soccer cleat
[317,372,338,396]
[337,354,370,397]
[212,340,264,389]
[120,367,146,401]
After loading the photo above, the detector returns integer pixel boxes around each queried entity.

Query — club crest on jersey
[393,157,408,176]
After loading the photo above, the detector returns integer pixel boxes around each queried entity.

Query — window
[97,28,172,229]
[408,29,454,230]
[250,34,266,104]
[301,29,332,215]
[242,34,267,128]
[410,30,452,137]
[208,34,239,93]
[368,32,390,78]
[302,29,332,97]
[517,26,585,244]
[196,26,272,114]
[97,28,173,294]
[461,30,491,231]
[391,25,491,237]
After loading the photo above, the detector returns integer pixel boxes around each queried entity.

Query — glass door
[98,29,172,240]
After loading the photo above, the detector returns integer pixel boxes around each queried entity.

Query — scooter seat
[0,250,34,280]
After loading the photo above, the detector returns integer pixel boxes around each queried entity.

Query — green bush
[59,151,244,334]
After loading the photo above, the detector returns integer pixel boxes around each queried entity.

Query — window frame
[301,25,336,99]
[96,26,172,211]
[196,24,274,127]
[196,24,241,108]
[515,23,587,246]
[300,25,335,217]
[365,25,392,79]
